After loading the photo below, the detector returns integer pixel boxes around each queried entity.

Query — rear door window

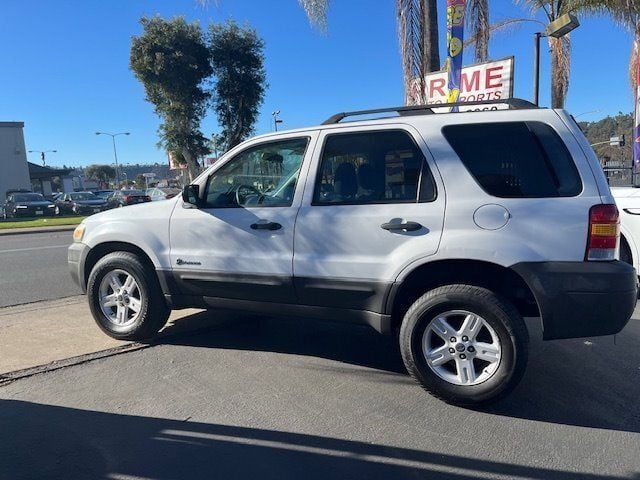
[442,121,582,198]
[313,130,436,205]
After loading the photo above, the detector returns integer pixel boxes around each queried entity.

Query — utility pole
[96,132,130,189]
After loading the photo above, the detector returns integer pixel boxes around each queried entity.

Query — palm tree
[513,0,640,108]
[468,0,490,62]
[397,0,440,104]
[595,0,640,91]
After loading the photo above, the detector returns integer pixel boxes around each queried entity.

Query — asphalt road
[0,231,79,307]
[1,313,639,479]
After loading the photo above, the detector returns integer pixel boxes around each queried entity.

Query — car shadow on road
[1,399,636,480]
[158,311,640,435]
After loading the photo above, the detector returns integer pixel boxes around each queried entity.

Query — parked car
[105,190,151,209]
[146,187,181,201]
[611,187,640,272]
[55,192,107,216]
[3,192,56,218]
[69,98,637,407]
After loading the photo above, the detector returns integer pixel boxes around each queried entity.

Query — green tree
[85,164,116,185]
[209,21,267,150]
[130,16,212,180]
[135,174,147,188]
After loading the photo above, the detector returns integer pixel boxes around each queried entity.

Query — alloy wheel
[98,269,143,327]
[422,310,502,386]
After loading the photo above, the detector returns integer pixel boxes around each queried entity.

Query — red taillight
[123,195,131,202]
[586,204,619,261]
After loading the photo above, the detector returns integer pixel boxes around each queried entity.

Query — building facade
[0,122,30,201]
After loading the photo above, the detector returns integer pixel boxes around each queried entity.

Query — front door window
[204,137,310,208]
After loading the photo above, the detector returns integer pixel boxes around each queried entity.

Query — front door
[169,133,316,303]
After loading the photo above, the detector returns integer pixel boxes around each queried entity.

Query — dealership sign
[410,57,514,110]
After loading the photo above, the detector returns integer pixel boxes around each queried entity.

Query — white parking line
[0,245,68,254]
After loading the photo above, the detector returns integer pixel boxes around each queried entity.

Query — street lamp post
[28,149,57,166]
[533,14,580,106]
[272,111,283,132]
[95,132,130,189]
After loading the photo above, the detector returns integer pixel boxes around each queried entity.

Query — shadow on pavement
[159,311,640,435]
[1,399,636,480]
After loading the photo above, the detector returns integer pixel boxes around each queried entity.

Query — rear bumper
[512,261,638,340]
[68,242,91,293]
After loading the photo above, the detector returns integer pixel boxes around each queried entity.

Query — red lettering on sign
[485,66,503,89]
[461,70,480,93]
[429,78,446,98]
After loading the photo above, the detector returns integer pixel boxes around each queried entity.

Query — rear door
[293,124,446,313]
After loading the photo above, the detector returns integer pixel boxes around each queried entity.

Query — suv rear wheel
[87,251,170,341]
[399,284,528,407]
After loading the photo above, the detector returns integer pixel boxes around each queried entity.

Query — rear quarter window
[442,121,582,198]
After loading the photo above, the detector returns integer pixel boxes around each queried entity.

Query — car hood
[84,196,178,225]
[611,187,640,198]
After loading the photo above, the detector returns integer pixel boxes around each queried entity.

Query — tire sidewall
[87,255,152,337]
[402,288,524,405]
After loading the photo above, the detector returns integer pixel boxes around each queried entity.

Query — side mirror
[182,184,200,207]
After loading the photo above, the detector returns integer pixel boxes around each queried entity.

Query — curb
[0,225,77,236]
[0,316,236,386]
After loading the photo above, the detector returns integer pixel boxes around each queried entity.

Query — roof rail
[321,98,538,125]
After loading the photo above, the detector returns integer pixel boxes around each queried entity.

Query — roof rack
[321,98,538,125]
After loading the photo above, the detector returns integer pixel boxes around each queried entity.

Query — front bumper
[76,205,104,214]
[513,261,638,340]
[68,242,91,293]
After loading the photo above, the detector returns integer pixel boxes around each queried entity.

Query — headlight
[73,224,86,242]
[15,205,28,209]
[47,204,55,208]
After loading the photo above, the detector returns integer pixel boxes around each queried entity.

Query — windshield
[70,192,97,201]
[14,194,45,202]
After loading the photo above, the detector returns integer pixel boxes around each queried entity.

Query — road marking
[0,245,68,254]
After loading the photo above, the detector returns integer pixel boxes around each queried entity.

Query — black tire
[87,251,170,341]
[399,284,528,407]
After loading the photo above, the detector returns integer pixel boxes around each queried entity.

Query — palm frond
[298,0,330,31]
[463,17,545,49]
[467,0,490,62]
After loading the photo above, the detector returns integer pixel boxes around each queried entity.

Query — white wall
[0,122,30,201]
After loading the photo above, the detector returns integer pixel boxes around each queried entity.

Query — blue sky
[0,0,634,168]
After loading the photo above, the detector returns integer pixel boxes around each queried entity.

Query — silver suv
[69,99,637,406]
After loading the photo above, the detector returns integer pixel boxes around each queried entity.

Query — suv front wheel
[399,284,528,407]
[87,251,170,341]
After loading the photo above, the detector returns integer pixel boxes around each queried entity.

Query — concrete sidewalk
[0,225,77,236]
[0,295,226,378]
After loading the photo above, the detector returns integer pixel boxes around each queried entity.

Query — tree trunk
[549,35,570,109]
[630,24,640,93]
[181,147,201,182]
[397,0,439,105]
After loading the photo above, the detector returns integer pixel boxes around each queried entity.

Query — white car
[612,187,640,270]
[69,99,637,406]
